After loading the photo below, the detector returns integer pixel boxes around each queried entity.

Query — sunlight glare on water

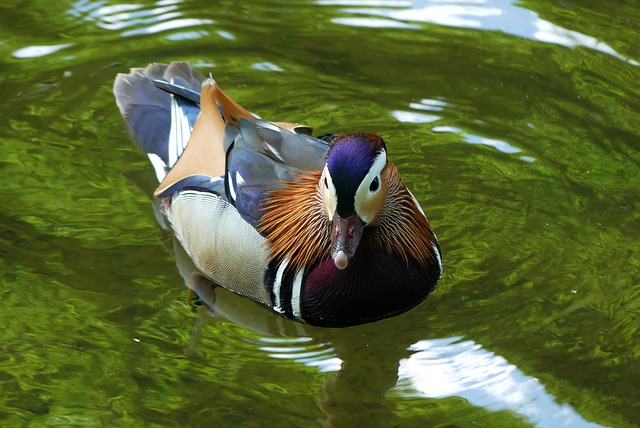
[394,337,604,428]
[322,0,638,65]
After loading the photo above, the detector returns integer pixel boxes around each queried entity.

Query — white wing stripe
[168,92,193,168]
[273,258,290,314]
[291,267,304,320]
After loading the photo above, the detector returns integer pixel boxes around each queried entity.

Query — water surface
[1,0,639,426]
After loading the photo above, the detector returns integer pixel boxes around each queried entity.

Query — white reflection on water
[121,18,214,37]
[320,0,638,65]
[334,17,421,29]
[257,337,343,372]
[394,336,605,428]
[392,98,450,123]
[431,124,531,159]
[392,110,440,123]
[67,0,214,38]
[335,3,502,28]
[12,43,73,59]
[254,333,602,425]
[252,62,285,72]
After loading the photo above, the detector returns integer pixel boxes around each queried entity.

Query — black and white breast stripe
[265,258,305,322]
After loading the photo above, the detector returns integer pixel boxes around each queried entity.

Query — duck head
[321,133,388,270]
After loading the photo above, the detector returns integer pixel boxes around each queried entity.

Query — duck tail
[113,62,205,182]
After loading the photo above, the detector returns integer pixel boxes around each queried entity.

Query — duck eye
[369,176,379,192]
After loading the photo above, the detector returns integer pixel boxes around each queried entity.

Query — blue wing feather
[152,78,201,104]
[226,119,330,226]
[114,62,331,227]
[114,62,204,168]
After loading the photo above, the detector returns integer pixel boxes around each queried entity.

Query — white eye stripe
[322,166,338,221]
[354,149,387,223]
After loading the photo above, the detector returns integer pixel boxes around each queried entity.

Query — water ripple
[252,62,285,72]
[67,0,214,38]
[391,110,440,123]
[256,337,342,372]
[321,0,637,65]
[433,125,523,154]
[394,100,533,160]
[392,98,451,124]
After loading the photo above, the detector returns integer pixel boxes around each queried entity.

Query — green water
[2,0,639,426]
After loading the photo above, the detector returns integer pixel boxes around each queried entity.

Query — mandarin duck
[113,62,442,327]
